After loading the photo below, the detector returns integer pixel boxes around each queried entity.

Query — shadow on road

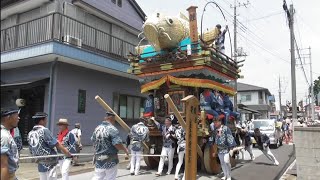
[255,162,274,166]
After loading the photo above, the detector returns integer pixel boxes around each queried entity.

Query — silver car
[249,119,283,148]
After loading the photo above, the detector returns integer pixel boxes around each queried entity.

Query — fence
[0,13,136,61]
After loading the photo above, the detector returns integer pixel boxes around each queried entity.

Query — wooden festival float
[127,5,241,175]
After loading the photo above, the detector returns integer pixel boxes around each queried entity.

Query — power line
[247,11,284,22]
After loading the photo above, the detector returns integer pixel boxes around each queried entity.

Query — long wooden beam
[95,95,149,151]
[164,94,204,161]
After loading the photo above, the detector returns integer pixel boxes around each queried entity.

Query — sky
[136,0,320,110]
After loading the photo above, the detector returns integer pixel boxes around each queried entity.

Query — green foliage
[314,76,320,96]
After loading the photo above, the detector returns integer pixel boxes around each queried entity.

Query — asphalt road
[59,144,294,180]
[232,144,295,180]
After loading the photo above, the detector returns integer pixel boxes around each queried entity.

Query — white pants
[262,146,278,164]
[92,165,118,180]
[175,151,185,179]
[58,159,71,180]
[241,144,254,159]
[39,166,57,180]
[218,153,231,179]
[130,151,142,175]
[157,147,175,174]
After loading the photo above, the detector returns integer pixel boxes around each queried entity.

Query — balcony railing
[0,13,136,62]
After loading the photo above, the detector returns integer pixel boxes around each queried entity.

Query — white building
[237,82,275,119]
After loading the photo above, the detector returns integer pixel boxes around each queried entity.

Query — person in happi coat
[249,128,279,166]
[1,108,20,180]
[210,117,236,180]
[91,111,129,180]
[151,117,176,176]
[237,124,255,160]
[70,123,82,166]
[214,24,228,54]
[10,127,23,154]
[129,117,149,176]
[28,112,72,180]
[56,118,77,180]
[174,123,186,180]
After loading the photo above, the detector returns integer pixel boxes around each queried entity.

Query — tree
[314,76,320,105]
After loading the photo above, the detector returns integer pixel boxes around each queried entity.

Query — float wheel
[143,150,159,169]
[203,145,221,174]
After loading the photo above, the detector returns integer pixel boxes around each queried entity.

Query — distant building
[237,82,275,119]
[1,0,147,145]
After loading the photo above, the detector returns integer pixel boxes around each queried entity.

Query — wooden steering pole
[164,94,204,161]
[165,94,200,180]
[95,95,149,151]
[182,95,199,180]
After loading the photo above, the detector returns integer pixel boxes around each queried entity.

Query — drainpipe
[48,58,58,131]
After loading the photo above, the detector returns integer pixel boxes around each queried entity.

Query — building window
[117,0,122,7]
[115,94,144,120]
[241,94,251,102]
[258,91,263,99]
[111,0,116,4]
[78,89,86,113]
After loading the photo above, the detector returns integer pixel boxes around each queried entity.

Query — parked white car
[249,119,283,148]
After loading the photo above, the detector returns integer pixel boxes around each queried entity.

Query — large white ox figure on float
[142,12,190,51]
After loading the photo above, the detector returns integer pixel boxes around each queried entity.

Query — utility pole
[296,46,314,122]
[279,76,282,118]
[309,47,315,122]
[283,1,297,122]
[231,0,249,111]
[289,4,297,122]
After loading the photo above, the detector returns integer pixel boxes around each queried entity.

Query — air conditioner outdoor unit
[63,35,82,47]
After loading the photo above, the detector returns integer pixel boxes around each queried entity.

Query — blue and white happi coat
[175,126,186,152]
[27,125,58,172]
[130,122,149,152]
[12,127,23,152]
[1,125,19,174]
[155,123,176,148]
[209,125,236,154]
[57,131,77,159]
[91,121,123,169]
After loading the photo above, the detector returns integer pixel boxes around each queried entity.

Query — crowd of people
[1,106,281,180]
[1,109,83,180]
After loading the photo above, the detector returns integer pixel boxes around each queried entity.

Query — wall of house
[237,91,259,105]
[81,0,144,31]
[1,63,51,83]
[63,2,140,45]
[1,1,58,29]
[1,1,141,46]
[52,62,143,145]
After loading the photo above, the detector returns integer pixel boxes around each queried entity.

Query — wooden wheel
[143,150,159,169]
[230,155,236,167]
[203,144,221,174]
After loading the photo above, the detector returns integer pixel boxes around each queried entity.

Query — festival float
[127,4,242,174]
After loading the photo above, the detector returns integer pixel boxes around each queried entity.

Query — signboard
[78,89,86,113]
